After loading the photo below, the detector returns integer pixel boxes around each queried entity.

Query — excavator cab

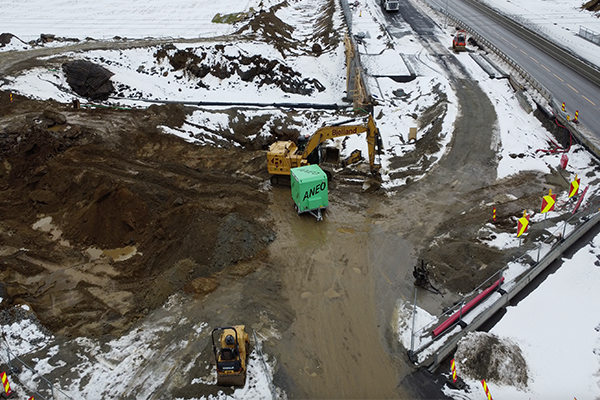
[211,326,251,386]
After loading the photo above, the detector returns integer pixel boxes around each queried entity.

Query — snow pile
[0,306,52,357]
[190,352,277,400]
[394,299,437,352]
[454,331,529,391]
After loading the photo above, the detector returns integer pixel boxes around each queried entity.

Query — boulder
[43,107,67,125]
[0,33,13,47]
[62,60,115,101]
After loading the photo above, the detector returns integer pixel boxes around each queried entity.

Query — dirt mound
[153,44,325,95]
[582,0,600,13]
[211,213,276,270]
[0,96,274,337]
[455,331,529,390]
[62,60,115,100]
[0,33,13,47]
[235,0,339,56]
[236,6,298,56]
[66,185,150,249]
[1,120,79,188]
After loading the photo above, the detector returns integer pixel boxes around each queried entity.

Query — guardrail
[0,333,74,400]
[442,11,553,104]
[410,199,600,372]
[441,5,600,160]
[578,26,600,47]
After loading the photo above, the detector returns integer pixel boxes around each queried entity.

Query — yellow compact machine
[267,115,383,185]
[211,326,251,386]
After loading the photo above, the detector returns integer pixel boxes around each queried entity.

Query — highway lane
[421,0,600,143]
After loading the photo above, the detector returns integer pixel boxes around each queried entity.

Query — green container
[290,165,328,220]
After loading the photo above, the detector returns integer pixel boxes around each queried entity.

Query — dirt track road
[268,187,407,398]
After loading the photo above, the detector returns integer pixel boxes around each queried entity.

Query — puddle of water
[86,246,138,262]
[32,216,70,246]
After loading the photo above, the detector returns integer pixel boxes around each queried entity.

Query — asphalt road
[415,0,600,143]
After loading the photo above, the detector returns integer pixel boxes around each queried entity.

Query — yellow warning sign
[517,211,529,237]
[541,189,556,214]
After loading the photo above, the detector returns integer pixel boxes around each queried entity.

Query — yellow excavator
[212,326,251,386]
[267,115,384,185]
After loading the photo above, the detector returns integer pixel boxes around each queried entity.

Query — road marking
[530,56,538,63]
[501,36,508,42]
[520,49,528,56]
[541,64,551,72]
[554,73,564,82]
[567,84,579,93]
[511,42,518,48]
[582,95,596,106]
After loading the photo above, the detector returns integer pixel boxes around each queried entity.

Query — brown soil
[582,0,600,13]
[0,93,273,337]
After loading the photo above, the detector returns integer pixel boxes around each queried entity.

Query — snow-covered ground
[1,0,600,399]
[480,0,600,68]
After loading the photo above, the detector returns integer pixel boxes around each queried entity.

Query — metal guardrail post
[423,211,600,372]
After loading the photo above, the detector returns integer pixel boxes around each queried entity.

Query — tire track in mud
[267,188,407,399]
[264,5,505,399]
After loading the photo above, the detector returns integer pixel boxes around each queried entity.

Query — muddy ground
[0,1,587,398]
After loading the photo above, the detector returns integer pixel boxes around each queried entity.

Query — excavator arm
[267,114,384,184]
[301,115,383,174]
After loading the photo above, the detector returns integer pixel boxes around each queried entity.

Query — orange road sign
[541,189,556,213]
[451,359,457,383]
[517,211,529,237]
[481,379,493,400]
[569,176,580,198]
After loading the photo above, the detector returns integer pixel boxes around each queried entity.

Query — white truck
[381,0,399,11]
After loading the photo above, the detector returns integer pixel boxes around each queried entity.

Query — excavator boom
[267,115,383,184]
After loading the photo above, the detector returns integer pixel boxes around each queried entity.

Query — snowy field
[1,0,600,399]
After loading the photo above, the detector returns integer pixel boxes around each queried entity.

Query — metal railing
[0,332,73,400]
[579,26,600,47]
[411,194,600,371]
[442,11,553,104]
